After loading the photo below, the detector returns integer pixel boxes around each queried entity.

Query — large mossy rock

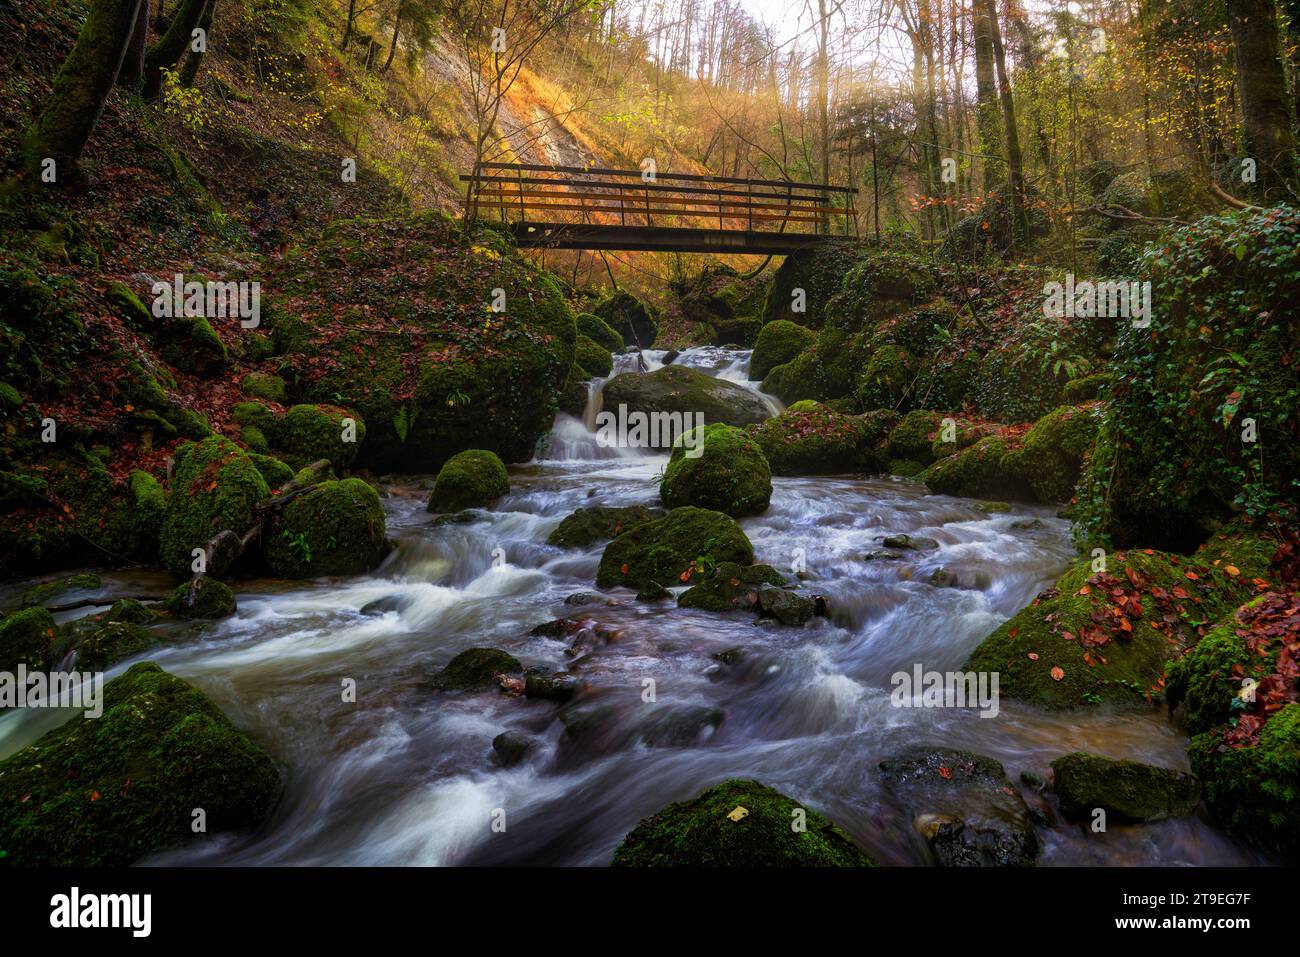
[612,779,874,866]
[573,334,613,378]
[748,408,894,475]
[268,404,365,471]
[855,344,917,411]
[1051,752,1200,823]
[163,577,238,619]
[434,647,522,691]
[576,312,624,353]
[19,573,101,609]
[0,662,281,866]
[426,449,509,512]
[270,214,575,471]
[659,424,771,517]
[160,436,270,579]
[592,290,657,348]
[878,746,1038,867]
[678,561,787,611]
[749,320,816,381]
[964,547,1260,709]
[919,435,1026,499]
[596,507,754,590]
[1003,405,1100,504]
[0,606,57,674]
[761,242,864,330]
[546,505,664,549]
[263,478,387,578]
[1165,591,1300,854]
[600,365,772,436]
[1073,209,1300,552]
[886,410,941,466]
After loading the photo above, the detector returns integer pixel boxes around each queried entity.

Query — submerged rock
[755,584,817,626]
[882,534,938,551]
[1050,752,1200,822]
[0,662,281,866]
[546,505,663,549]
[492,731,537,767]
[19,573,101,609]
[879,746,1038,867]
[612,779,874,866]
[678,562,785,612]
[434,647,523,691]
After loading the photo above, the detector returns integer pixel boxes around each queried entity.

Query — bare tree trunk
[21,0,143,181]
[972,0,1003,190]
[383,10,402,71]
[1226,0,1298,200]
[118,0,150,88]
[178,0,213,87]
[985,0,1027,241]
[341,0,357,49]
[142,0,207,99]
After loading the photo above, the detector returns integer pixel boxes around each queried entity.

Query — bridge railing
[460,162,858,236]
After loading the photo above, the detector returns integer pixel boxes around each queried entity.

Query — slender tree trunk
[118,0,150,88]
[142,0,207,99]
[972,0,1003,190]
[341,0,357,49]
[985,0,1027,240]
[179,0,214,87]
[1226,0,1298,200]
[383,12,402,71]
[22,0,144,179]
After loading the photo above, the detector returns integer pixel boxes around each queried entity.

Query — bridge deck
[462,162,857,254]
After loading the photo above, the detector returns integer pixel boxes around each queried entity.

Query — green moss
[660,424,771,517]
[601,365,773,432]
[1050,752,1200,822]
[597,507,754,590]
[0,607,58,674]
[1003,405,1100,504]
[886,410,941,465]
[785,399,823,413]
[160,435,270,579]
[574,334,613,378]
[163,316,228,376]
[427,449,509,513]
[249,453,295,491]
[919,435,1026,498]
[128,471,166,549]
[855,344,916,411]
[1063,373,1111,403]
[269,404,365,471]
[0,662,281,866]
[434,647,522,691]
[593,290,657,348]
[762,242,865,329]
[164,578,237,619]
[750,320,817,381]
[241,425,271,454]
[263,478,387,578]
[964,549,1258,709]
[70,621,161,671]
[19,573,101,609]
[748,408,895,475]
[547,506,664,549]
[242,372,287,403]
[612,779,874,866]
[678,562,786,611]
[1188,702,1300,855]
[231,401,274,430]
[105,281,153,329]
[576,312,624,352]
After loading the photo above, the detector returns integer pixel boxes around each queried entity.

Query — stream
[0,348,1267,866]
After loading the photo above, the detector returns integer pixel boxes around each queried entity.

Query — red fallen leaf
[1083,652,1095,667]
[1119,617,1132,633]
[1143,549,1154,555]
[1077,585,1091,595]
[680,569,691,582]
[938,766,953,780]
[1172,586,1189,599]
[1028,652,1039,660]
[1050,666,1065,681]
[620,563,629,575]
[1224,565,1240,576]
[1185,571,1200,580]
[1009,627,1019,638]
[90,790,100,802]
[1061,631,1075,641]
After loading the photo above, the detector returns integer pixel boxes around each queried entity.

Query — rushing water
[0,347,1268,866]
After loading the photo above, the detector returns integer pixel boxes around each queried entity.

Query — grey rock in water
[492,731,536,767]
[882,534,940,551]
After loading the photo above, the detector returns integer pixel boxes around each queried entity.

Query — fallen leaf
[727,805,749,822]
[1050,666,1065,681]
[938,766,953,780]
[1225,565,1239,576]
[1028,652,1039,660]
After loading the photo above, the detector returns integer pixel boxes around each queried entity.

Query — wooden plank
[472,161,858,194]
[475,186,835,215]
[465,173,838,205]
[470,200,832,224]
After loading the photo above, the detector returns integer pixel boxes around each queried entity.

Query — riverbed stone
[163,577,237,620]
[597,507,753,591]
[546,505,663,549]
[1050,751,1200,822]
[659,424,771,517]
[263,478,387,578]
[601,365,772,435]
[434,647,523,691]
[492,731,537,767]
[426,449,509,513]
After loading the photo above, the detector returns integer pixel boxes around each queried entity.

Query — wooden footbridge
[461,162,858,254]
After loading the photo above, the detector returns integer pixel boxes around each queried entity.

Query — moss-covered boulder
[612,779,874,866]
[547,505,665,549]
[66,621,161,671]
[762,242,865,329]
[1063,373,1111,403]
[750,320,817,381]
[919,435,1026,499]
[855,344,916,411]
[249,453,295,491]
[269,404,364,471]
[161,316,228,377]
[573,334,613,378]
[576,312,624,353]
[748,408,894,475]
[678,562,787,611]
[1003,405,1100,504]
[0,662,281,866]
[434,647,522,691]
[593,290,657,348]
[1073,209,1300,552]
[597,507,754,590]
[263,478,387,578]
[0,606,58,674]
[160,436,270,579]
[270,215,576,471]
[426,449,509,513]
[660,424,771,517]
[19,573,101,609]
[886,410,941,465]
[1051,752,1200,822]
[964,548,1259,709]
[241,372,286,403]
[163,577,237,619]
[601,365,773,434]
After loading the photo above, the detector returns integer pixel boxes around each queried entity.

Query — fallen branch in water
[44,594,166,613]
